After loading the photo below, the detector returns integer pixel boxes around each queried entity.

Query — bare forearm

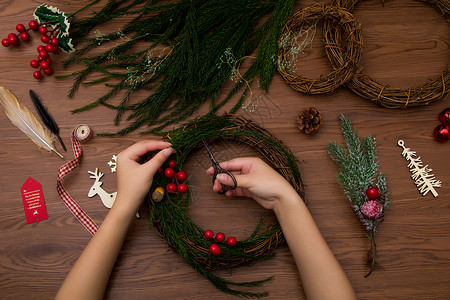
[56,198,134,300]
[274,193,357,300]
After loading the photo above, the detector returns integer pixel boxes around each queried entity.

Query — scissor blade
[202,139,216,162]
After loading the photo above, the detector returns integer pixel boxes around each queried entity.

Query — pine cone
[297,107,322,134]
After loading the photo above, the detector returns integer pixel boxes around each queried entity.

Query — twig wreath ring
[329,0,450,107]
[148,113,304,297]
[277,3,363,94]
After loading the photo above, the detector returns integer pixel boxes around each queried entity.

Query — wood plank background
[0,0,448,299]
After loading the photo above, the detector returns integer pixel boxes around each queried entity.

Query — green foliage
[61,0,296,135]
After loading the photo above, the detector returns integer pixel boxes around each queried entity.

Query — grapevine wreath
[147,113,304,297]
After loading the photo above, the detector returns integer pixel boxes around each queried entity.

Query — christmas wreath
[148,113,304,297]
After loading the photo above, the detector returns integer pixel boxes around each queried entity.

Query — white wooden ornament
[88,168,139,217]
[108,155,117,173]
[397,140,442,197]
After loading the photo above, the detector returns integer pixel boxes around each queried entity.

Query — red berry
[33,71,42,79]
[215,232,225,243]
[227,236,237,247]
[168,158,176,168]
[37,45,45,52]
[176,171,187,182]
[166,183,177,193]
[45,43,53,52]
[40,60,50,70]
[51,45,59,54]
[39,27,47,35]
[157,167,163,174]
[50,37,59,46]
[46,57,51,64]
[360,200,383,219]
[164,167,175,178]
[8,33,19,46]
[177,183,188,194]
[16,24,26,33]
[39,50,48,58]
[204,230,214,240]
[37,55,44,62]
[209,243,221,256]
[30,60,39,68]
[365,187,380,200]
[29,20,39,31]
[40,35,49,43]
[43,68,53,76]
[2,38,10,47]
[20,32,30,42]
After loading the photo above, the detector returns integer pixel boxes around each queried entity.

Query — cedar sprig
[327,115,389,276]
[59,0,295,135]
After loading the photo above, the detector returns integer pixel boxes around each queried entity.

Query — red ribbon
[56,129,98,235]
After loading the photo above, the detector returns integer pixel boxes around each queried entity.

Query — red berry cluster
[204,230,237,256]
[433,107,450,142]
[2,20,60,79]
[158,158,188,194]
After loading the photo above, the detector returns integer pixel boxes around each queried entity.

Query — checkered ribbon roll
[56,129,98,235]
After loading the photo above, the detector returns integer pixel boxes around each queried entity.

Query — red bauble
[30,60,39,68]
[43,68,53,76]
[28,20,39,31]
[215,232,225,243]
[164,167,175,178]
[166,182,177,193]
[20,32,30,42]
[177,183,188,194]
[433,124,450,142]
[16,24,26,33]
[365,187,380,200]
[168,159,176,168]
[209,243,221,256]
[2,38,10,47]
[33,71,42,79]
[360,200,383,219]
[204,230,214,239]
[226,236,237,246]
[176,171,187,182]
[439,108,450,125]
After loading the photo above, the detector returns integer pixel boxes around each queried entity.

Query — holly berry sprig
[2,20,61,79]
[151,157,189,202]
[204,230,237,256]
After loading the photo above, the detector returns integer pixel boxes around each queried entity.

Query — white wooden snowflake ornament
[108,155,117,173]
[397,140,442,197]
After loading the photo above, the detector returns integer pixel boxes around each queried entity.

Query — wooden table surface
[0,0,449,299]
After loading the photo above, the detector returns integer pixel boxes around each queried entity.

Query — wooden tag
[21,177,48,223]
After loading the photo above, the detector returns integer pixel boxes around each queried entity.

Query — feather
[0,86,63,158]
[29,89,67,151]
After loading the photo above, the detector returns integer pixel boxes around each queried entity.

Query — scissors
[202,139,237,194]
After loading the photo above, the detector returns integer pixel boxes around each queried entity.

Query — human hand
[115,140,173,216]
[206,157,300,210]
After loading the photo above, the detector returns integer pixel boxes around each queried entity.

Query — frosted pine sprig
[397,140,441,197]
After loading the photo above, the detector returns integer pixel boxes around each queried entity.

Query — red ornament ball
[177,183,188,194]
[33,71,42,79]
[166,182,177,193]
[16,24,26,33]
[164,167,175,178]
[28,20,39,31]
[43,68,53,76]
[215,232,225,243]
[226,236,237,247]
[176,171,187,182]
[204,230,214,240]
[360,200,383,219]
[439,108,450,125]
[30,60,39,68]
[365,187,380,200]
[168,158,176,168]
[209,243,221,256]
[2,38,10,47]
[433,124,450,142]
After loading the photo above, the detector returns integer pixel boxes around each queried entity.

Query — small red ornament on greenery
[166,182,177,193]
[177,183,188,194]
[215,232,225,243]
[365,187,380,200]
[360,200,383,219]
[164,167,175,178]
[176,171,187,182]
[204,230,214,240]
[227,237,237,246]
[209,243,221,256]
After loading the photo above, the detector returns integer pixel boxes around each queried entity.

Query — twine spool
[74,124,93,143]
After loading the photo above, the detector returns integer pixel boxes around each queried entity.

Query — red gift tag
[21,177,48,224]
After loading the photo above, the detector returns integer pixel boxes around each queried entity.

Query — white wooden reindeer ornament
[88,168,139,217]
